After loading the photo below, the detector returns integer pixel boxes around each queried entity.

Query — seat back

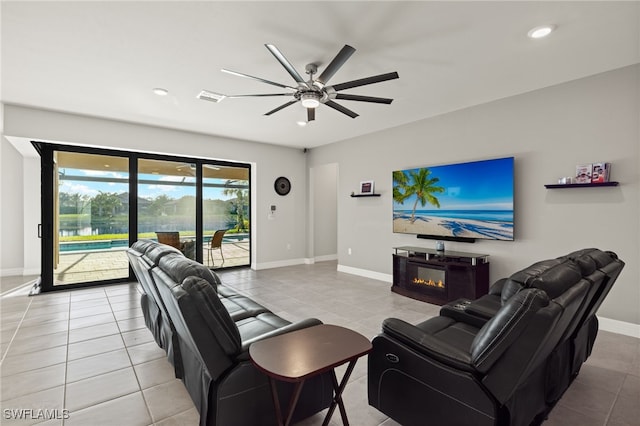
[472,288,560,405]
[474,259,591,406]
[157,252,221,290]
[500,259,566,304]
[150,269,241,423]
[129,240,186,377]
[560,249,625,321]
[156,231,181,249]
[210,229,227,249]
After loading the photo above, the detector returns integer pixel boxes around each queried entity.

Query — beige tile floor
[53,241,250,285]
[1,261,638,425]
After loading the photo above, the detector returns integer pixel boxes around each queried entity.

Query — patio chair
[206,230,227,267]
[155,232,181,250]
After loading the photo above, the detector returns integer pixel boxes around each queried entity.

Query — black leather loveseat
[368,248,624,426]
[127,240,333,426]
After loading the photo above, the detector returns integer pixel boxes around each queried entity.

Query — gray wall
[0,137,25,275]
[308,65,639,325]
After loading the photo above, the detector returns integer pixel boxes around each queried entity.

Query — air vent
[197,90,226,103]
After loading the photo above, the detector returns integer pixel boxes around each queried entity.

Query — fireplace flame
[412,278,445,288]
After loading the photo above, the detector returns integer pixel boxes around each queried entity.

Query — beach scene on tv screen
[393,157,514,241]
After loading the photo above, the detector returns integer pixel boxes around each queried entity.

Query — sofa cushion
[527,261,582,299]
[181,276,241,356]
[222,295,270,321]
[131,239,157,254]
[501,259,582,303]
[500,260,560,303]
[561,248,616,272]
[145,244,183,264]
[159,253,220,290]
[235,313,291,343]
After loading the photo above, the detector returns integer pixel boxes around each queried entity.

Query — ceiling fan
[198,44,399,122]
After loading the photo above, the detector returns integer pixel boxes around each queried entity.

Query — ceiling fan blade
[324,100,359,119]
[316,45,356,85]
[307,108,315,122]
[265,44,309,88]
[227,93,294,98]
[264,100,298,116]
[221,69,296,90]
[335,93,393,104]
[331,72,399,92]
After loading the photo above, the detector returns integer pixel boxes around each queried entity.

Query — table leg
[322,358,358,426]
[269,377,305,426]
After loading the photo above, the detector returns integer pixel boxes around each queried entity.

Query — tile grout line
[108,284,156,425]
[601,371,629,426]
[61,290,73,426]
[0,294,35,365]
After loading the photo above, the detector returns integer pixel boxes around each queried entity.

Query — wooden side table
[249,324,372,426]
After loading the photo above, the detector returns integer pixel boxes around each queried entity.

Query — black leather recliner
[128,240,333,426]
[368,249,625,426]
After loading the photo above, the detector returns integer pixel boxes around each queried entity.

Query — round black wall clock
[274,176,291,196]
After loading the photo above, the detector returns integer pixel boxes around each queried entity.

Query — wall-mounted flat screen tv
[393,156,514,241]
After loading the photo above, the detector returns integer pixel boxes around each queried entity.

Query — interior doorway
[311,163,338,262]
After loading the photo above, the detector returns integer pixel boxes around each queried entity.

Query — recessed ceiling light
[296,121,307,127]
[528,25,556,39]
[153,88,169,96]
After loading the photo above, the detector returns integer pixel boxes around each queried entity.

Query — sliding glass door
[37,143,251,292]
[53,151,130,286]
[202,164,250,268]
[137,159,197,258]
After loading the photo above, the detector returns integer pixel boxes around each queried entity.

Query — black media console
[392,246,490,305]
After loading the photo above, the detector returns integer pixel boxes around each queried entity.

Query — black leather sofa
[127,240,333,426]
[368,248,624,426]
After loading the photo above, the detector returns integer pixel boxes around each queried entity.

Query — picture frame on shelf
[360,180,375,195]
[575,164,592,184]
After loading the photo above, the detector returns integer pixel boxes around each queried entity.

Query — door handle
[38,224,42,238]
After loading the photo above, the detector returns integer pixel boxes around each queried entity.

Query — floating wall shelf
[350,193,381,197]
[544,182,619,189]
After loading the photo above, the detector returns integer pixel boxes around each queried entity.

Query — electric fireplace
[392,246,490,305]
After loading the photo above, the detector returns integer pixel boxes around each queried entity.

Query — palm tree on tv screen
[395,168,445,223]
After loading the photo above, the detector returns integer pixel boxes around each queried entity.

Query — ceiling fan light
[301,93,321,108]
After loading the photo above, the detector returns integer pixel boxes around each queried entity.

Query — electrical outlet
[348,248,352,255]
[286,243,291,250]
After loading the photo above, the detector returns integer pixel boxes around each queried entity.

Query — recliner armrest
[238,318,324,357]
[382,318,474,372]
[488,278,508,296]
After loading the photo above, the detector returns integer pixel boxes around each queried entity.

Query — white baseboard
[337,264,392,283]
[0,268,24,277]
[315,254,338,262]
[254,258,306,270]
[598,316,640,338]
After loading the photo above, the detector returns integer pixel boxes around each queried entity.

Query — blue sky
[59,169,245,201]
[393,157,514,211]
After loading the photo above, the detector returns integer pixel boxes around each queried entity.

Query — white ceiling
[2,1,639,149]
